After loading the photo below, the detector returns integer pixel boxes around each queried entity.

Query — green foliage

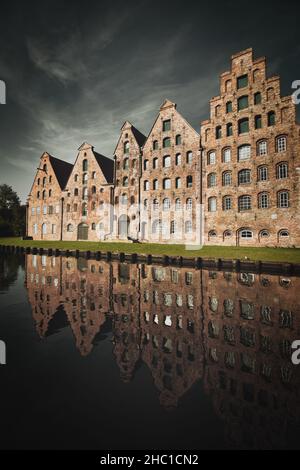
[0,185,25,237]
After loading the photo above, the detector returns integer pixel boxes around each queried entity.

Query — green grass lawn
[1,237,300,263]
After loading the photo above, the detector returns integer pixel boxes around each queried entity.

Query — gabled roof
[94,152,114,184]
[49,156,73,190]
[131,126,147,148]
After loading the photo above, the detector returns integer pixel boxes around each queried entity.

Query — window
[144,181,149,191]
[123,177,129,187]
[163,137,171,148]
[240,229,253,239]
[163,178,171,190]
[223,148,231,163]
[121,194,128,205]
[170,221,177,235]
[153,158,158,169]
[254,92,262,105]
[144,160,149,171]
[82,159,88,172]
[276,136,287,153]
[163,198,171,211]
[260,230,270,239]
[208,231,217,240]
[238,118,249,134]
[31,207,35,215]
[144,199,148,210]
[174,198,181,212]
[74,188,79,197]
[176,154,182,166]
[238,169,251,185]
[279,230,290,238]
[226,101,233,113]
[208,151,216,165]
[91,186,96,194]
[82,204,88,217]
[124,141,130,154]
[163,155,171,168]
[216,126,222,139]
[268,111,276,127]
[255,115,262,129]
[258,192,269,209]
[153,141,159,151]
[176,135,182,145]
[238,95,249,111]
[215,105,221,117]
[186,198,193,210]
[223,171,232,186]
[257,140,267,156]
[278,191,290,208]
[163,119,171,132]
[175,177,181,189]
[239,195,252,212]
[224,230,232,239]
[277,163,288,179]
[67,224,74,233]
[208,197,217,212]
[187,176,193,188]
[186,151,193,164]
[227,123,233,137]
[258,166,268,181]
[43,205,47,215]
[238,145,251,161]
[92,223,96,231]
[123,158,129,170]
[185,221,193,234]
[153,179,159,190]
[223,196,232,211]
[237,74,248,89]
[42,177,46,187]
[153,199,159,211]
[208,173,217,188]
[83,173,88,184]
[66,204,71,213]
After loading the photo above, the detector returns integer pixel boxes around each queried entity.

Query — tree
[0,185,25,237]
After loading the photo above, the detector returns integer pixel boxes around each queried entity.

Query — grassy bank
[1,237,300,263]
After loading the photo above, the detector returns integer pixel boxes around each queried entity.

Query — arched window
[224,230,232,239]
[185,221,193,234]
[82,187,88,199]
[74,188,79,196]
[257,140,267,156]
[208,151,216,165]
[37,191,40,199]
[37,178,40,186]
[223,196,232,211]
[67,224,74,233]
[175,199,181,211]
[176,135,182,145]
[153,179,159,190]
[91,223,96,231]
[42,190,46,200]
[279,229,290,238]
[163,137,171,149]
[82,159,88,172]
[208,197,217,212]
[268,111,276,127]
[238,169,251,185]
[216,126,222,139]
[163,156,171,168]
[170,221,177,235]
[42,223,47,235]
[223,148,231,163]
[121,194,128,205]
[186,198,193,211]
[123,177,129,187]
[208,230,217,240]
[255,115,262,129]
[208,173,217,188]
[278,191,290,208]
[91,186,96,194]
[254,92,262,104]
[215,105,221,117]
[186,176,193,188]
[153,158,158,169]
[260,230,270,239]
[163,198,171,211]
[258,192,269,209]
[82,203,88,217]
[223,171,232,186]
[277,162,288,179]
[83,173,88,184]
[163,178,171,190]
[124,141,130,154]
[258,166,268,182]
[186,151,193,164]
[239,229,253,239]
[226,101,232,113]
[225,79,232,92]
[239,195,252,212]
[144,181,149,191]
[226,123,233,137]
[276,136,287,153]
[238,118,249,134]
[153,199,159,211]
[42,177,46,187]
[176,153,182,166]
[123,158,129,170]
[153,141,159,151]
[144,160,149,171]
[175,177,181,189]
[152,220,162,235]
[74,174,79,182]
[238,95,249,111]
[238,145,251,161]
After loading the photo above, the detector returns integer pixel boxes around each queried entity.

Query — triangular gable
[113,122,146,155]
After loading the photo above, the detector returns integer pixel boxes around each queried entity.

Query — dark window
[254,92,262,105]
[163,120,171,132]
[216,126,222,139]
[238,95,249,111]
[163,137,171,148]
[226,101,233,113]
[238,118,249,134]
[237,74,248,89]
[255,115,262,129]
[268,111,276,127]
[176,135,182,145]
[227,123,233,137]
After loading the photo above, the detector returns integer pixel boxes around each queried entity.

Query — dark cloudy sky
[0,0,299,202]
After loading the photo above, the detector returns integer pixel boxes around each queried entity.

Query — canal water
[0,253,299,450]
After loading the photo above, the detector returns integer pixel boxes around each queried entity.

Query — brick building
[27,48,300,248]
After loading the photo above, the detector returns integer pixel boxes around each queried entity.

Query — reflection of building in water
[202,269,300,449]
[112,263,141,383]
[25,254,300,445]
[139,265,203,409]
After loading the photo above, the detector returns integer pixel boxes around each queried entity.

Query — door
[77,223,89,241]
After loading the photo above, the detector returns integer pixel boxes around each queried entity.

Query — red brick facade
[27,48,300,247]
